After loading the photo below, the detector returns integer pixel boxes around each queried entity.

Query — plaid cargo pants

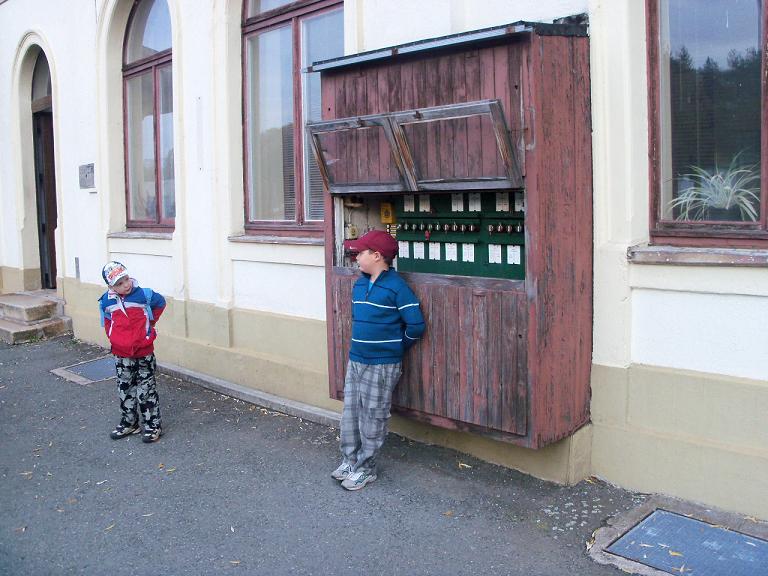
[114,354,161,431]
[340,360,402,474]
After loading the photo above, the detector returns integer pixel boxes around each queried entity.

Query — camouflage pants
[114,354,161,431]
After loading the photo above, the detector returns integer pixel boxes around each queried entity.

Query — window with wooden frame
[647,0,767,247]
[242,0,343,236]
[123,0,175,229]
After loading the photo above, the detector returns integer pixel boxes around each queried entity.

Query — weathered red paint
[322,31,593,449]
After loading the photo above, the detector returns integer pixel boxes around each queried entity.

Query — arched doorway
[31,51,57,289]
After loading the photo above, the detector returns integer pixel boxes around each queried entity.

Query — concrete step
[0,293,58,324]
[0,315,72,345]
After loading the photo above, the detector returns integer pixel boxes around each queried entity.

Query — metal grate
[51,356,115,385]
[607,509,768,576]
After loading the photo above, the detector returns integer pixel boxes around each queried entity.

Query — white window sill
[228,234,324,246]
[628,244,768,267]
[107,231,173,241]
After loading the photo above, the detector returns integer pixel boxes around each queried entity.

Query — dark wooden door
[33,112,57,289]
[329,268,528,437]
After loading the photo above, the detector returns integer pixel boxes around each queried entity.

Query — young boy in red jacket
[98,261,166,443]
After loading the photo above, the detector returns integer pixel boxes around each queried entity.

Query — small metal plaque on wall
[79,163,94,189]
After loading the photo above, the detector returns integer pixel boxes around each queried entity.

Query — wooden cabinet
[310,22,593,449]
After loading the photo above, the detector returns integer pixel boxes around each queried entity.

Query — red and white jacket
[98,281,166,358]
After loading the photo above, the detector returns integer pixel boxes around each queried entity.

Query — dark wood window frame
[122,2,174,231]
[242,0,342,238]
[646,0,768,249]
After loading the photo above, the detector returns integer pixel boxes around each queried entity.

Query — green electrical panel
[394,192,525,280]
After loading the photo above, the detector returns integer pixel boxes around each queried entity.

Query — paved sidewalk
[0,336,646,576]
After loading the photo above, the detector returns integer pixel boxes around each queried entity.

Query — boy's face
[356,248,382,275]
[112,276,132,296]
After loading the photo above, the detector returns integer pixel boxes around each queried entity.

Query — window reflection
[126,72,157,221]
[302,8,344,221]
[126,0,172,64]
[247,26,295,221]
[660,0,762,222]
[247,0,294,18]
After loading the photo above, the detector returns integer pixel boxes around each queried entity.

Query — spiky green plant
[669,156,760,222]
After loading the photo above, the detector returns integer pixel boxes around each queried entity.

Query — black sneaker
[141,427,162,443]
[110,422,140,440]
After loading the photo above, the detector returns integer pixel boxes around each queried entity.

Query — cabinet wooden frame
[306,99,521,194]
[319,25,593,449]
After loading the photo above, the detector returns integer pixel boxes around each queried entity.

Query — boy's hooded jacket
[350,268,425,364]
[98,281,166,358]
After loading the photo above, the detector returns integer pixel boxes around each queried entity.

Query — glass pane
[126,0,172,64]
[660,0,761,222]
[125,72,157,221]
[246,26,295,221]
[402,115,507,182]
[158,65,175,219]
[31,51,51,100]
[302,8,344,220]
[247,0,294,18]
[316,126,402,186]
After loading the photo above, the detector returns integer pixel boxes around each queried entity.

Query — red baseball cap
[343,230,399,260]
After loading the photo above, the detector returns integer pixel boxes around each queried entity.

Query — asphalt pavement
[0,335,647,576]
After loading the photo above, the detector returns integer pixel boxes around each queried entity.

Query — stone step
[0,316,72,345]
[0,293,58,324]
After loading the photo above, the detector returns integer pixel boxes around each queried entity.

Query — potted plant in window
[669,156,760,222]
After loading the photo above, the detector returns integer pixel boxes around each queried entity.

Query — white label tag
[413,242,425,260]
[488,244,502,264]
[468,193,482,212]
[419,194,431,212]
[451,193,464,212]
[445,243,458,262]
[495,192,510,212]
[428,242,440,260]
[462,243,475,262]
[507,245,521,265]
[398,241,410,259]
[404,195,415,212]
[514,192,525,213]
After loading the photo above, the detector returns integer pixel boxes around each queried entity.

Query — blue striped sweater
[349,269,425,364]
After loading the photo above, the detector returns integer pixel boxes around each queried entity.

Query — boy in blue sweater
[332,230,425,490]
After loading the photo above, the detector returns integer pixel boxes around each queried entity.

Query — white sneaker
[331,462,353,481]
[341,469,377,491]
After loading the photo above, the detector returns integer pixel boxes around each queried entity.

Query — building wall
[588,0,768,519]
[1,0,767,519]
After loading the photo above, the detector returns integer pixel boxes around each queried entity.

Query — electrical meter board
[394,191,525,280]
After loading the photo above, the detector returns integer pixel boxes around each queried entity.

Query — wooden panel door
[328,269,528,437]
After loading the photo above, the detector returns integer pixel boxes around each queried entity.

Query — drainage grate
[606,509,768,576]
[51,356,115,385]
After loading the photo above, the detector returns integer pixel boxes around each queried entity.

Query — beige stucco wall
[0,266,40,293]
[591,363,768,519]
